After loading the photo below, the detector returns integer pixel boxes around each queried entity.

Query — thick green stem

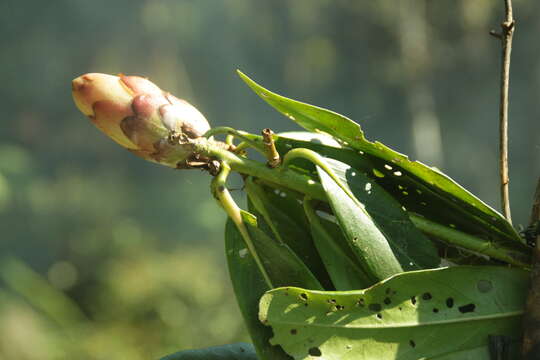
[211,162,273,288]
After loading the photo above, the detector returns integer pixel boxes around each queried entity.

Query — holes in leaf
[409,340,416,348]
[384,297,392,305]
[368,303,382,312]
[376,313,383,319]
[393,171,403,176]
[384,164,393,170]
[446,298,454,308]
[477,279,493,293]
[336,305,345,311]
[402,191,409,196]
[411,296,417,305]
[308,347,322,357]
[327,299,337,304]
[357,298,365,307]
[290,329,297,335]
[365,183,372,192]
[459,303,476,313]
[373,169,385,178]
[238,248,248,258]
[299,293,308,301]
[422,292,432,300]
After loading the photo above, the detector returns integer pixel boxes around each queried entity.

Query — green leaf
[303,199,371,290]
[245,179,334,290]
[238,72,525,251]
[225,219,292,360]
[317,163,403,283]
[325,158,441,270]
[159,343,258,360]
[241,211,324,290]
[259,266,527,360]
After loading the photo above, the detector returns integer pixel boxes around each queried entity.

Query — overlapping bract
[72,73,210,165]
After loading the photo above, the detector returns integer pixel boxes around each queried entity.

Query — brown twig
[262,128,281,168]
[493,0,515,223]
[522,178,540,359]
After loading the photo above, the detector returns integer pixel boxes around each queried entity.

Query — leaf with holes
[259,266,527,360]
[225,219,291,360]
[324,158,440,270]
[238,72,526,252]
[159,343,258,360]
[245,179,333,290]
[317,164,403,283]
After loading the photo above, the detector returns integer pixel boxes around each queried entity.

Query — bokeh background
[1,0,540,359]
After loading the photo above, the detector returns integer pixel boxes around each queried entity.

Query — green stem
[282,148,363,208]
[410,214,529,268]
[204,127,266,155]
[211,162,273,288]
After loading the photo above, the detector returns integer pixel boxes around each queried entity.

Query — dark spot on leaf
[433,308,439,313]
[290,329,297,335]
[384,297,392,305]
[328,299,337,304]
[305,303,309,307]
[336,304,345,310]
[376,313,383,319]
[357,298,365,306]
[217,185,225,192]
[422,292,432,300]
[299,293,308,301]
[459,303,476,313]
[368,303,382,312]
[409,340,416,348]
[411,296,417,305]
[240,347,245,353]
[308,347,322,357]
[398,307,402,311]
[477,279,493,293]
[446,297,454,308]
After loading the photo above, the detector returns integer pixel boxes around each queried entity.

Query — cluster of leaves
[164,74,531,360]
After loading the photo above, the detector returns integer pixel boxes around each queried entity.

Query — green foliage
[225,219,291,360]
[260,267,527,360]
[238,72,526,251]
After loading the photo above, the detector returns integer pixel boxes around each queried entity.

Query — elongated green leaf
[238,72,525,251]
[325,158,441,270]
[241,211,323,290]
[159,343,258,360]
[317,165,403,282]
[259,266,527,360]
[225,219,291,360]
[269,132,526,265]
[303,199,371,290]
[245,179,333,290]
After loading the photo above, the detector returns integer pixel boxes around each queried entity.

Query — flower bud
[72,73,211,166]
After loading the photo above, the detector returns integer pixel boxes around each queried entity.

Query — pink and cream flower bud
[72,73,210,165]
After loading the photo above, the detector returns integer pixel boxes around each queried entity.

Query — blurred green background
[1,0,539,359]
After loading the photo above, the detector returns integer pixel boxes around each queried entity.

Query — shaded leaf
[238,72,525,251]
[259,266,527,360]
[303,199,371,290]
[241,211,323,290]
[225,219,291,360]
[317,164,403,283]
[245,180,333,290]
[159,343,258,360]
